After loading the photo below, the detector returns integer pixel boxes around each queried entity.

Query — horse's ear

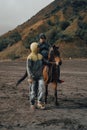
[56,46,59,49]
[53,45,59,49]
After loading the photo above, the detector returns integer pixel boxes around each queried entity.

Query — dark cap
[39,33,46,39]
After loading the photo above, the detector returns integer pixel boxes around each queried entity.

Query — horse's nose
[55,62,59,65]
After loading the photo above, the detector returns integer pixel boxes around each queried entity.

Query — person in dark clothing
[38,33,63,83]
[38,33,50,60]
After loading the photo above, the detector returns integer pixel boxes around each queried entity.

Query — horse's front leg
[54,82,59,106]
[45,84,48,104]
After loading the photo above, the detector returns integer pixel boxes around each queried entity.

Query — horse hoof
[55,102,59,106]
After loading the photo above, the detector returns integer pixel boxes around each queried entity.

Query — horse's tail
[16,70,28,86]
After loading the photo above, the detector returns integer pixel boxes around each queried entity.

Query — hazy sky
[0,0,54,36]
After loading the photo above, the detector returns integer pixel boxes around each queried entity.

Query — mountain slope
[0,0,87,60]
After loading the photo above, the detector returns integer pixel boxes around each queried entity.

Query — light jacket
[27,42,49,80]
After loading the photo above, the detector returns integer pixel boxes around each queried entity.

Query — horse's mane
[49,45,60,61]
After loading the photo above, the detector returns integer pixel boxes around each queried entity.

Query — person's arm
[26,58,35,79]
[42,59,51,66]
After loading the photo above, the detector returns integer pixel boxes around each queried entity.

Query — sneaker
[37,102,45,110]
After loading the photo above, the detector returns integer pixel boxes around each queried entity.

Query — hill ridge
[0,0,87,59]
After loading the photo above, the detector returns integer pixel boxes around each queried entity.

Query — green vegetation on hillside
[0,31,21,51]
[0,0,87,59]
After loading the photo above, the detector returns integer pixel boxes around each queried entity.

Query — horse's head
[53,45,60,56]
[49,45,61,65]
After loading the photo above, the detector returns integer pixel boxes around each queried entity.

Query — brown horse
[43,45,62,105]
[16,45,62,106]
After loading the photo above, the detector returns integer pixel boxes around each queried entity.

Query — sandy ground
[0,59,87,130]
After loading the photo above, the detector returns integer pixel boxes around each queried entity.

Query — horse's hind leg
[45,84,48,104]
[55,88,59,106]
[54,83,59,106]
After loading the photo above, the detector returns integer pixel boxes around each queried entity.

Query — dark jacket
[38,42,50,60]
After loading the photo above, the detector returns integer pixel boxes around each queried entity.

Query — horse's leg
[45,84,48,104]
[54,82,59,106]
